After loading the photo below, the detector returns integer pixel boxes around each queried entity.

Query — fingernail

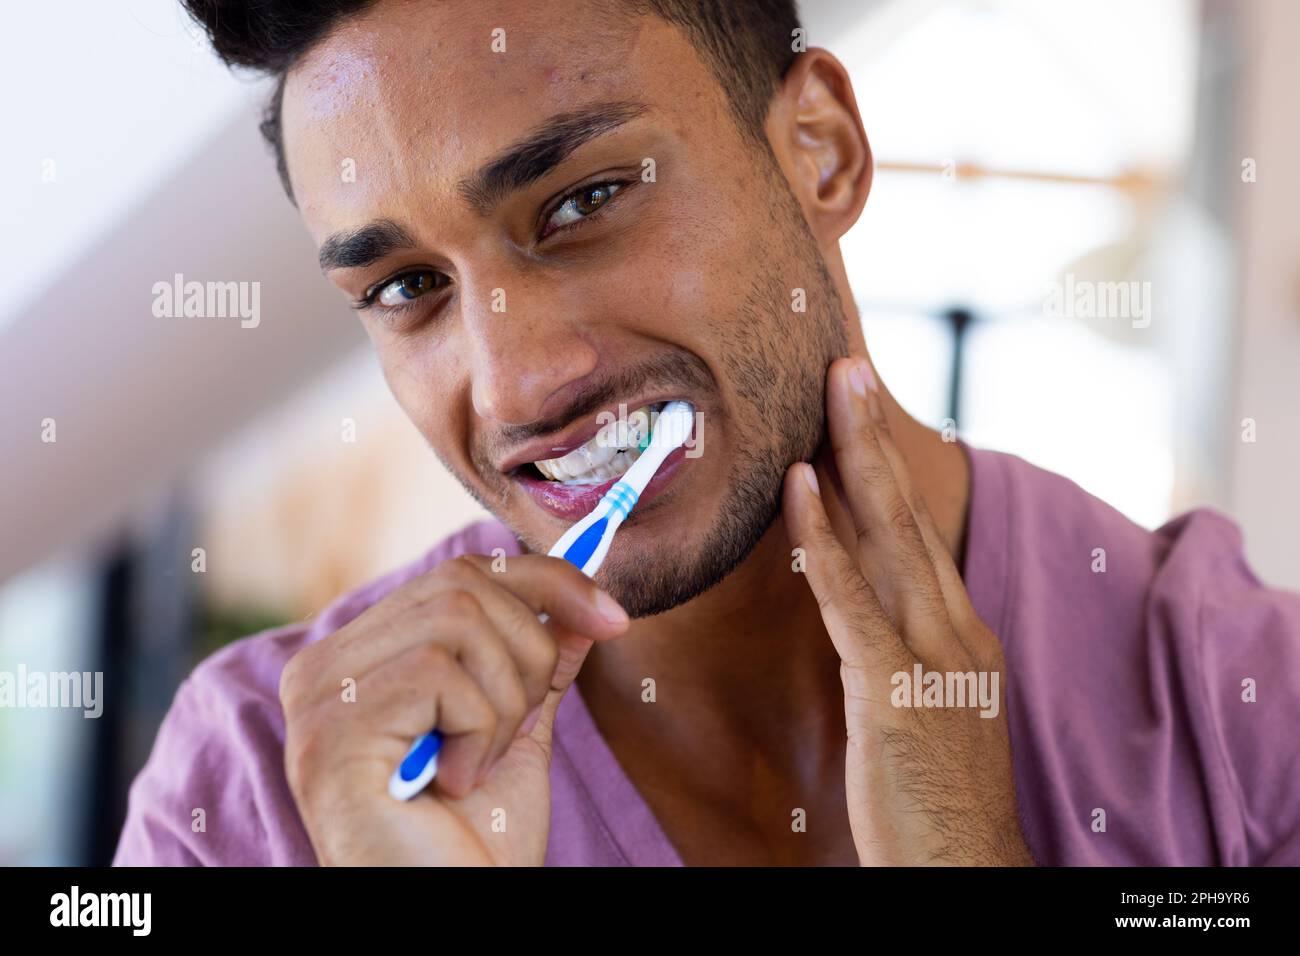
[595,589,629,626]
[802,463,820,495]
[848,360,876,399]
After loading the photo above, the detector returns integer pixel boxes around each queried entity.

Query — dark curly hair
[181,0,803,202]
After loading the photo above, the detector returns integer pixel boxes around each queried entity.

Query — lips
[531,403,659,483]
[514,443,691,520]
[502,398,695,521]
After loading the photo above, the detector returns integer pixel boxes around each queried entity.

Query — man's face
[283,0,848,616]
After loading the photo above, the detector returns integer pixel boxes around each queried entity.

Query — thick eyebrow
[319,219,417,273]
[317,101,648,272]
[457,100,649,214]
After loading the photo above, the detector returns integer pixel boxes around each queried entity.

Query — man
[115,0,1299,866]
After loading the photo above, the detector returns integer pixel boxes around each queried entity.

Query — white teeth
[536,448,642,484]
[532,404,656,484]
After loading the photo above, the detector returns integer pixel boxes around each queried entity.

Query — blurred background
[2,0,1297,864]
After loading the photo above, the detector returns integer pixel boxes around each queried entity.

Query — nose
[462,270,600,426]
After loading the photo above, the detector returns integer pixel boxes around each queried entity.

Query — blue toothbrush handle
[390,730,443,800]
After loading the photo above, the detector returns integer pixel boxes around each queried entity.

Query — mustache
[475,351,714,474]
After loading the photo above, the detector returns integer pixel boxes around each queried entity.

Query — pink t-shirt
[113,447,1300,865]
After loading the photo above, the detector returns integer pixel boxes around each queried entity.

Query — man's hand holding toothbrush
[279,554,628,866]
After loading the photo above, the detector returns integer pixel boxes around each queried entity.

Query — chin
[589,481,783,620]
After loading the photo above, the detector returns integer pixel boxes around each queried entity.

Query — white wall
[0,110,366,583]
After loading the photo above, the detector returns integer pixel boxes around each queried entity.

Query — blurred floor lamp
[873,160,1162,425]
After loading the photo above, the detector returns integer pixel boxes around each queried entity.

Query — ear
[766,49,873,243]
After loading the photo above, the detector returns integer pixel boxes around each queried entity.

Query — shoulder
[114,518,520,866]
[968,448,1300,863]
[973,444,1297,626]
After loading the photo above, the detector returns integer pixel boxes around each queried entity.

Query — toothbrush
[389,400,696,800]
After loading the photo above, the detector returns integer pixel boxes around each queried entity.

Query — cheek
[626,182,768,348]
[606,204,740,347]
[376,339,462,449]
[622,252,760,382]
[650,266,714,339]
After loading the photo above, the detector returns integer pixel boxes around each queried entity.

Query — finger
[446,557,625,758]
[863,409,982,664]
[904,476,978,635]
[860,396,997,670]
[810,443,859,559]
[357,640,498,799]
[824,358,954,664]
[306,554,628,698]
[904,487,1004,670]
[816,425,962,628]
[782,461,912,681]
[519,623,598,765]
[422,589,533,782]
[424,558,563,705]
[407,566,617,782]
[452,553,629,638]
[372,553,626,645]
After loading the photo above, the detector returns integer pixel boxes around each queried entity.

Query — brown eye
[376,270,444,307]
[545,181,622,234]
[575,185,612,214]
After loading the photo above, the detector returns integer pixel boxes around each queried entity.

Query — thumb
[518,625,597,760]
